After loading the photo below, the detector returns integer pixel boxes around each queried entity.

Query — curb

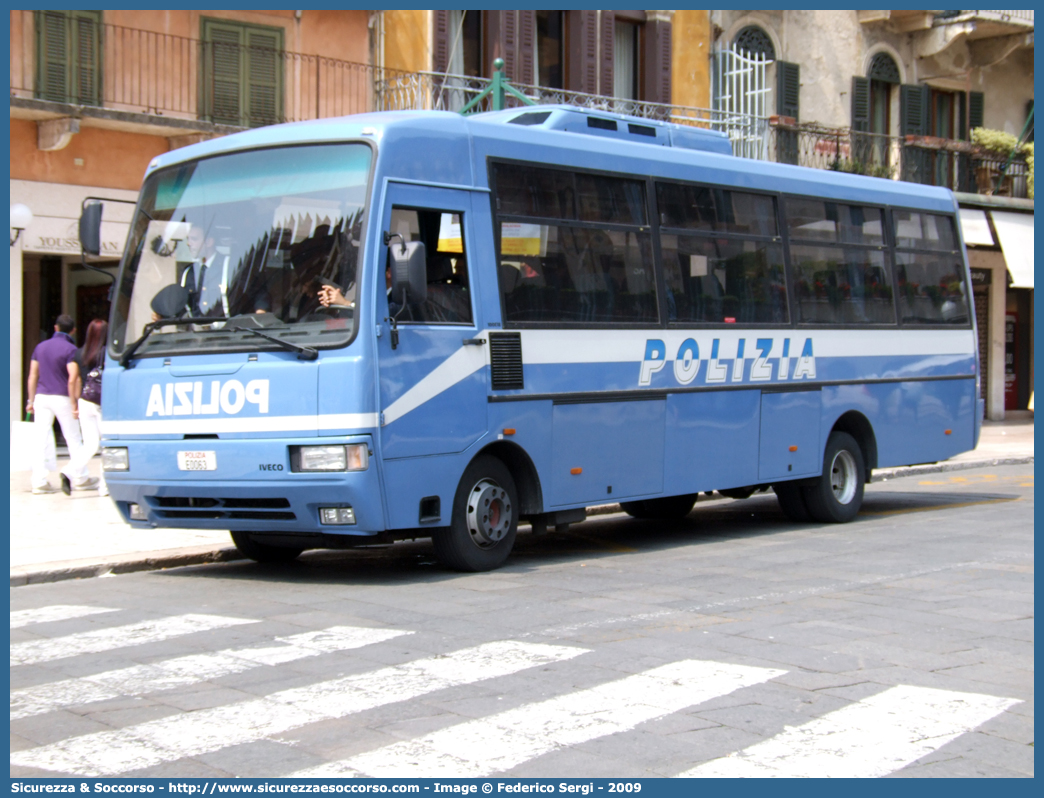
[867,455,1033,481]
[10,455,1032,587]
[10,545,245,587]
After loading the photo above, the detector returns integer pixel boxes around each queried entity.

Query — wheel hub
[466,479,513,548]
[830,449,858,505]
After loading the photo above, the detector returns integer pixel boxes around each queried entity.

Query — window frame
[488,157,662,330]
[782,193,898,329]
[657,179,789,329]
[387,205,476,328]
[35,10,102,106]
[888,206,971,329]
[200,16,285,128]
[487,158,971,333]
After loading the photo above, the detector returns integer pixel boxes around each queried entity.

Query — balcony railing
[945,9,1034,25]
[10,14,1029,199]
[10,14,387,128]
[762,121,1031,198]
[376,70,773,158]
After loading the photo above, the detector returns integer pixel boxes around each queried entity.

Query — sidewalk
[10,414,1033,586]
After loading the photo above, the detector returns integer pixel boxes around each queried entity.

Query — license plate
[177,451,217,471]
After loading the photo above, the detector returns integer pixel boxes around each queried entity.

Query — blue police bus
[92,105,981,571]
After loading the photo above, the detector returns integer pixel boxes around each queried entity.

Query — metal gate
[712,47,771,160]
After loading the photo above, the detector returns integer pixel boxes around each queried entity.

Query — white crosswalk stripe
[291,659,786,778]
[10,614,256,667]
[11,605,118,629]
[10,640,587,777]
[680,684,1021,778]
[11,626,410,721]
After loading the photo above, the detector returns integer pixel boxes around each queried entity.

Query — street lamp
[10,203,33,246]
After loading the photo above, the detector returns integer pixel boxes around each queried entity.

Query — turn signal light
[570,467,583,475]
[503,428,516,436]
[944,429,952,435]
[788,445,798,452]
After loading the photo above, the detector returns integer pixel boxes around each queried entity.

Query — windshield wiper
[225,325,318,361]
[120,316,229,368]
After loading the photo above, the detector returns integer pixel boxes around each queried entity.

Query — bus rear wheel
[803,431,865,523]
[433,455,518,572]
[230,532,304,564]
[620,494,698,519]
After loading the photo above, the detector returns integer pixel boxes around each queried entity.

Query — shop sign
[969,268,991,287]
[21,217,126,257]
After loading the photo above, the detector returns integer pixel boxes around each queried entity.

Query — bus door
[376,183,488,460]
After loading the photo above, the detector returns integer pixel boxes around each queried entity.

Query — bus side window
[390,207,473,325]
[656,182,787,325]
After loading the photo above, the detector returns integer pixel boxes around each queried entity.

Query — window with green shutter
[201,18,283,128]
[968,91,984,131]
[35,10,101,106]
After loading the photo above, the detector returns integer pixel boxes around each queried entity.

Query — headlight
[291,444,369,472]
[102,447,129,471]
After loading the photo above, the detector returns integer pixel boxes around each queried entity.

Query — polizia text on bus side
[86,104,982,571]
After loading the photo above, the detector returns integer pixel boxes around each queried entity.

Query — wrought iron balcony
[10,14,1028,199]
[10,13,383,131]
[762,120,1031,198]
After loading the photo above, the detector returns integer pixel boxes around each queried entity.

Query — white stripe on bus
[292,659,785,778]
[680,684,1020,778]
[378,327,974,426]
[11,614,255,667]
[101,412,379,436]
[520,328,977,364]
[381,343,487,426]
[11,605,118,629]
[10,640,587,777]
[11,626,409,721]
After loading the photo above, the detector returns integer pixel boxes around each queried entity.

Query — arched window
[733,25,775,61]
[868,52,900,84]
[867,53,901,137]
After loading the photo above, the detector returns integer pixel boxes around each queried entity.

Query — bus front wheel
[803,431,865,523]
[230,532,304,564]
[434,455,518,572]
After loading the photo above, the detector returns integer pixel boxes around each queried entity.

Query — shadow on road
[155,488,1021,586]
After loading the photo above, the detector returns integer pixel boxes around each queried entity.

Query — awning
[958,208,995,246]
[991,211,1035,288]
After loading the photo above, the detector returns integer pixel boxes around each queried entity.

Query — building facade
[378,10,712,112]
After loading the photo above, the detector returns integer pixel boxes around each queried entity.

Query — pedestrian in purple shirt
[26,314,97,494]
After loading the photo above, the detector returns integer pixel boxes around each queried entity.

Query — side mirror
[79,201,103,256]
[388,239,427,305]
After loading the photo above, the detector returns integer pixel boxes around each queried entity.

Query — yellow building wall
[672,10,712,110]
[383,10,430,74]
[10,119,166,191]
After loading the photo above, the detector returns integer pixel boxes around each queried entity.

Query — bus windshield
[110,142,371,358]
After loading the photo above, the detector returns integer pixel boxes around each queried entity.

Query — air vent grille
[489,332,524,390]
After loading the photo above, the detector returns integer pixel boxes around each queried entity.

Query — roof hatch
[504,105,732,155]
